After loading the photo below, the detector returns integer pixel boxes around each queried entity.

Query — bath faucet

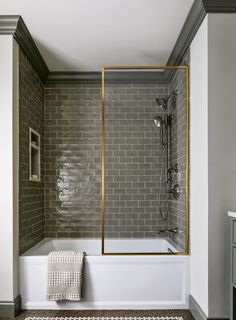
[157,227,178,235]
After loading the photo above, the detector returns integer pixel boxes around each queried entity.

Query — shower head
[156,97,168,110]
[153,116,163,128]
[156,90,178,110]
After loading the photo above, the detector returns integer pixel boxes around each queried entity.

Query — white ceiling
[0,0,194,71]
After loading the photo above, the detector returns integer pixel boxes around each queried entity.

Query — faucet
[158,227,178,235]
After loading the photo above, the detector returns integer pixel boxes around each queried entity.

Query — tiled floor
[1,309,194,320]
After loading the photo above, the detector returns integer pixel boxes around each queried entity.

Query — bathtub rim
[20,237,186,257]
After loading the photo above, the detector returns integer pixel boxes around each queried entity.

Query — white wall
[0,35,19,302]
[208,14,236,317]
[190,14,236,318]
[190,16,209,316]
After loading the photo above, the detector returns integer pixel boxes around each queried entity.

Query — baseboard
[189,295,229,320]
[22,300,188,310]
[0,294,21,318]
[189,295,208,320]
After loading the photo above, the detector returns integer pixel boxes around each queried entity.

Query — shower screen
[101,66,189,255]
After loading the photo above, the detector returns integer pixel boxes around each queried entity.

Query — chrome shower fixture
[156,97,169,110]
[157,227,179,235]
[153,116,163,128]
[153,114,173,147]
[168,184,180,200]
[156,89,178,110]
[153,116,165,146]
[159,207,168,221]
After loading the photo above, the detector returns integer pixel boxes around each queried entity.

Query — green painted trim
[15,16,49,82]
[203,0,236,13]
[189,295,229,320]
[0,15,49,83]
[208,319,230,320]
[47,1,205,83]
[0,15,18,33]
[166,0,206,68]
[47,71,168,84]
[167,0,236,69]
[1,1,236,84]
[47,71,101,84]
[0,295,21,318]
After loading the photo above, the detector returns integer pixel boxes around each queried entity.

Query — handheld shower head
[153,116,164,146]
[153,116,163,128]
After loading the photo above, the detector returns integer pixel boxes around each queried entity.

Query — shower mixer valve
[168,183,180,200]
[167,164,179,183]
[168,164,179,174]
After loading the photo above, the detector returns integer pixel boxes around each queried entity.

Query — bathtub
[19,238,189,310]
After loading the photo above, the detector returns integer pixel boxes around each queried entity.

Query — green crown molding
[0,15,49,83]
[47,71,101,84]
[166,0,206,72]
[47,71,168,84]
[1,1,236,84]
[0,15,18,33]
[203,0,236,12]
[164,0,205,82]
[167,0,236,69]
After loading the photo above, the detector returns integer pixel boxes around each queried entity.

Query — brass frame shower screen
[101,66,189,255]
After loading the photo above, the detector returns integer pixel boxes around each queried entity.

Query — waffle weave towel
[47,251,84,301]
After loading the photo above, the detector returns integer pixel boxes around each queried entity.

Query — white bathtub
[19,238,189,310]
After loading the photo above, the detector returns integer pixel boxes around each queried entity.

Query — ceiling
[0,0,194,71]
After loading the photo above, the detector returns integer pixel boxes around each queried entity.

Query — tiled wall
[104,81,169,238]
[19,48,45,254]
[44,84,101,238]
[44,81,172,239]
[167,51,190,250]
[19,60,189,250]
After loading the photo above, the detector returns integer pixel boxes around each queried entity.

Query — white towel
[47,251,84,301]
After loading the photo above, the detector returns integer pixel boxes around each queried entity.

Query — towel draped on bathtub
[47,251,84,301]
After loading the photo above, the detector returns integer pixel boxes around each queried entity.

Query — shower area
[102,66,189,255]
[18,47,189,258]
[19,52,190,308]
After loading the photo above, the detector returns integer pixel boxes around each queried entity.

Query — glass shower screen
[101,66,189,255]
